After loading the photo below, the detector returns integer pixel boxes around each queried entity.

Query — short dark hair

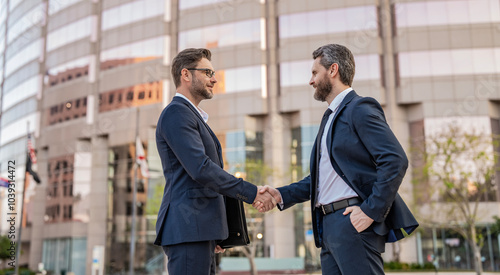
[171,48,212,88]
[312,44,355,86]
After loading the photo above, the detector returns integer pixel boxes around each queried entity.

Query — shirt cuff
[277,191,284,209]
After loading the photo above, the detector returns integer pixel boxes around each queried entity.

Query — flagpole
[15,122,29,275]
[129,108,139,275]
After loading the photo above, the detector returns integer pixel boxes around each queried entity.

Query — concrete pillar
[379,0,418,262]
[263,114,295,258]
[262,0,295,258]
[85,135,109,275]
[28,147,48,270]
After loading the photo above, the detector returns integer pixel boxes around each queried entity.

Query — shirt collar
[175,93,209,123]
[328,87,353,113]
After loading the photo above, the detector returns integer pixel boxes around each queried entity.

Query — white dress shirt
[175,93,209,123]
[315,87,358,207]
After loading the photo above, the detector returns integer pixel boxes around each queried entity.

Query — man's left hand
[343,206,373,233]
[215,245,225,253]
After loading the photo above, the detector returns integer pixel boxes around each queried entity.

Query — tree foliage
[0,235,11,260]
[230,159,276,275]
[416,122,499,275]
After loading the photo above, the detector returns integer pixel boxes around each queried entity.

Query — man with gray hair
[258,44,418,274]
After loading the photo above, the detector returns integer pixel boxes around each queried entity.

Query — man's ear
[181,68,191,82]
[329,63,338,76]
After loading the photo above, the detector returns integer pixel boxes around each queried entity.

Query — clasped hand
[252,185,281,213]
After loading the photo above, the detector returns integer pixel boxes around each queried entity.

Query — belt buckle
[321,205,327,215]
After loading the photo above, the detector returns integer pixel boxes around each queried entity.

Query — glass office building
[0,0,499,274]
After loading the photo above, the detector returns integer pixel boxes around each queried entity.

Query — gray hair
[312,44,355,86]
[171,48,212,88]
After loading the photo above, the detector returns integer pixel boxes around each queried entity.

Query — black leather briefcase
[218,197,250,248]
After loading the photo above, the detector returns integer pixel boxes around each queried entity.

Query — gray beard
[314,79,332,102]
[190,76,213,100]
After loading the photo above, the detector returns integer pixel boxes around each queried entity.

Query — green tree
[0,235,12,269]
[145,179,164,216]
[415,122,498,275]
[231,159,275,275]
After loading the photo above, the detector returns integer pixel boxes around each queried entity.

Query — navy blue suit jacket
[154,96,257,246]
[277,91,418,247]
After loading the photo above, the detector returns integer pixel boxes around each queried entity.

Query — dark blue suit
[155,96,257,274]
[277,91,418,273]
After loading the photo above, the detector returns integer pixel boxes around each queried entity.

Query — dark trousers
[320,207,386,275]
[163,240,216,275]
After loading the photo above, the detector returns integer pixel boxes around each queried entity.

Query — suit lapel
[173,97,224,167]
[310,92,359,203]
[326,91,358,153]
[206,127,224,168]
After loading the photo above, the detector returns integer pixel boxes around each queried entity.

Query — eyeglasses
[186,68,216,78]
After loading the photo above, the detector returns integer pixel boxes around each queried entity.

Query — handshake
[252,186,282,213]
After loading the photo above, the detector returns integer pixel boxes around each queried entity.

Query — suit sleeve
[351,98,408,222]
[277,175,312,210]
[158,104,257,204]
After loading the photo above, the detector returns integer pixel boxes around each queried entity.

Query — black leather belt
[318,197,361,215]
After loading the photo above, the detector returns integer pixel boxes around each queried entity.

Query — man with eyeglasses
[154,48,281,275]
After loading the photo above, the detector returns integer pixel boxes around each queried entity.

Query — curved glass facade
[179,0,228,11]
[47,17,91,52]
[1,0,500,273]
[100,36,164,70]
[101,0,164,31]
[179,19,261,49]
[7,3,43,44]
[399,48,500,78]
[395,0,500,28]
[279,6,378,39]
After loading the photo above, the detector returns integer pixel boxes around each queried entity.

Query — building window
[127,91,134,101]
[62,161,68,174]
[394,0,500,28]
[126,202,132,215]
[179,19,261,49]
[398,48,500,78]
[63,205,72,220]
[279,6,378,39]
[63,181,67,196]
[138,91,145,99]
[137,180,145,193]
[126,202,144,216]
[126,178,132,193]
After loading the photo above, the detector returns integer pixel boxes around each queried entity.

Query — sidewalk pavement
[243,272,500,275]
[387,273,500,275]
[291,272,500,275]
